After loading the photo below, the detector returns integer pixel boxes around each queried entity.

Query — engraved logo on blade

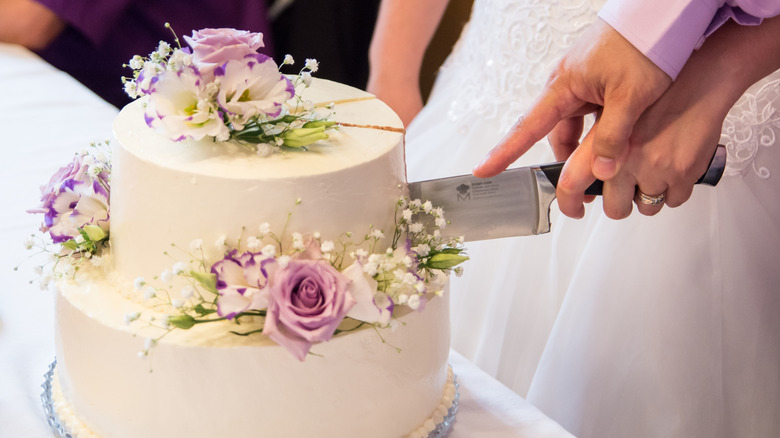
[456,183,470,201]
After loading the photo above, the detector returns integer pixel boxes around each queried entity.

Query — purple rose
[212,250,274,319]
[184,28,265,79]
[263,259,356,360]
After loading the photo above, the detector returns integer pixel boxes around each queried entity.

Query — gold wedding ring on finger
[636,190,665,206]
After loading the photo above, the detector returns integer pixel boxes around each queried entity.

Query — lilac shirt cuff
[598,0,720,80]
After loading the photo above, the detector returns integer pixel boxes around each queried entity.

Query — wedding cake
[31,29,466,438]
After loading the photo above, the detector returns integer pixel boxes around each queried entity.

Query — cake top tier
[113,78,403,179]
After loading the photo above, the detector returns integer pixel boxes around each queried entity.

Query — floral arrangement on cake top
[27,143,468,360]
[122,25,335,155]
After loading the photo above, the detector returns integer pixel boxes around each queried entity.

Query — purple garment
[33,0,272,107]
[599,0,780,79]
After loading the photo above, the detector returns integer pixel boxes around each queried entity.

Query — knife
[408,144,727,241]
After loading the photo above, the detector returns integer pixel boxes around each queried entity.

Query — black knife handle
[538,144,726,196]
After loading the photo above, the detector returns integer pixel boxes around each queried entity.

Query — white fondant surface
[55,275,450,438]
[110,78,405,285]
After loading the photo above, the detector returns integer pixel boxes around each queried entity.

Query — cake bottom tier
[54,279,452,438]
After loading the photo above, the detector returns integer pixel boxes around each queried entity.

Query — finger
[555,133,597,219]
[591,91,645,181]
[601,170,635,220]
[664,183,694,209]
[548,117,584,161]
[473,85,577,177]
[634,185,667,216]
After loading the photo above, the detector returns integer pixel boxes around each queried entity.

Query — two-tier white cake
[49,77,457,438]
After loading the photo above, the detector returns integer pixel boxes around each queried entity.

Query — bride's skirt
[408,40,780,437]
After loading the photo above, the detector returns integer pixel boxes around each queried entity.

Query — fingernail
[593,156,616,179]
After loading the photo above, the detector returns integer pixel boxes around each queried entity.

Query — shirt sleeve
[599,0,780,80]
[33,0,134,45]
[597,0,721,80]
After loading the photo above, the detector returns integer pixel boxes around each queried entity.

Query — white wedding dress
[406,1,780,437]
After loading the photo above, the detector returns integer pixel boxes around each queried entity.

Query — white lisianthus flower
[145,66,229,142]
[215,55,294,130]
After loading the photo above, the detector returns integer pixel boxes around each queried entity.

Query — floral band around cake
[27,142,468,360]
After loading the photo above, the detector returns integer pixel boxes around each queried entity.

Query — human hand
[472,19,672,181]
[553,16,780,219]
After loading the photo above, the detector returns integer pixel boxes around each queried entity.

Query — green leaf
[426,253,469,270]
[81,225,107,242]
[193,304,217,316]
[62,240,78,250]
[190,270,217,293]
[167,314,197,330]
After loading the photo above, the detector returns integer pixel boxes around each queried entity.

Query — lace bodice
[437,0,778,178]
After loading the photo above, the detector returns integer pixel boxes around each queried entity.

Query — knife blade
[408,144,727,242]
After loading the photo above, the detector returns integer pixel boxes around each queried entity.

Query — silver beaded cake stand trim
[42,360,74,438]
[43,359,459,438]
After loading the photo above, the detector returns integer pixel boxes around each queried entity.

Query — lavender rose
[263,259,356,360]
[184,28,265,79]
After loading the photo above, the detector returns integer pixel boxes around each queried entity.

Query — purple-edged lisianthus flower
[341,262,392,324]
[263,259,356,361]
[212,250,274,319]
[30,153,110,243]
[215,55,294,130]
[145,66,230,141]
[184,28,265,80]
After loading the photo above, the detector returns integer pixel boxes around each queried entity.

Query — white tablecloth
[0,43,574,438]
